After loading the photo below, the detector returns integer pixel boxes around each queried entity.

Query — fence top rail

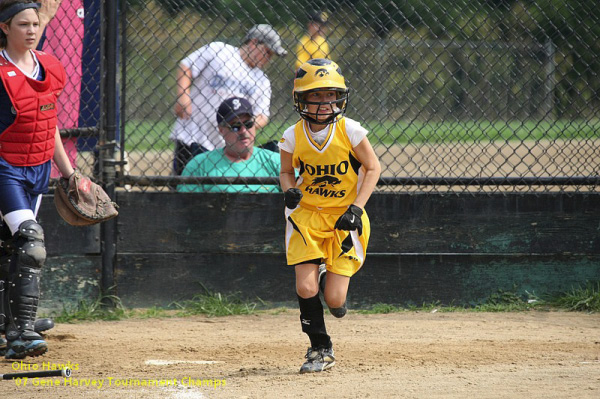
[113,176,600,187]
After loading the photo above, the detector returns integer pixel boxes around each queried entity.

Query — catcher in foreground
[0,1,116,360]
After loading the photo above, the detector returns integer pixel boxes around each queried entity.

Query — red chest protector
[0,51,66,166]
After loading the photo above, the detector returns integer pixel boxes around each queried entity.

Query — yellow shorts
[284,205,371,277]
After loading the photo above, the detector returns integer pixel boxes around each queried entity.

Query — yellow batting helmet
[293,58,349,124]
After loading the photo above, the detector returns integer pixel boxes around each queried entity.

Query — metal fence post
[100,0,119,305]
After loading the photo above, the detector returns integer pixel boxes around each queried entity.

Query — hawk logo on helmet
[315,68,330,77]
[293,58,349,125]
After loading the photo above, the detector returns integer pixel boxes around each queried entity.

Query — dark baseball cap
[309,11,329,24]
[217,97,254,125]
[243,24,288,56]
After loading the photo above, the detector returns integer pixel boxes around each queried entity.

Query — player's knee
[296,282,319,299]
[15,220,46,269]
[324,291,346,309]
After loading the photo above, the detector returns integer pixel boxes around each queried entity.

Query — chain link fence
[41,1,99,180]
[56,1,600,194]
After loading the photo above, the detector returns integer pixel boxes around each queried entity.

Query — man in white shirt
[171,24,287,175]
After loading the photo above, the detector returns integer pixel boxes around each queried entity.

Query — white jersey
[170,42,272,150]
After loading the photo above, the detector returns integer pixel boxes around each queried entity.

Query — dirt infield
[1,311,599,398]
[375,139,598,178]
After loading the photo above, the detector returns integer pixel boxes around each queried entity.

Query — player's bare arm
[52,127,75,178]
[279,149,297,191]
[174,64,192,119]
[352,137,381,209]
[36,0,62,48]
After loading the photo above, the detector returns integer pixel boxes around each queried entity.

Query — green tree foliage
[146,0,217,16]
[124,0,598,119]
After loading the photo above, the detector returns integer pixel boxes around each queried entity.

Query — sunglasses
[226,120,255,132]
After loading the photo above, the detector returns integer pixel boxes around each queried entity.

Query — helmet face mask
[293,59,349,125]
[294,88,348,125]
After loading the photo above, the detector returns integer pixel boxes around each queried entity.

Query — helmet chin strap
[300,109,339,125]
[300,100,345,125]
[294,88,349,125]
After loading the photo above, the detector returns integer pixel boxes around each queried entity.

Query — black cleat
[0,319,53,356]
[5,337,48,359]
[299,346,335,373]
[34,318,55,334]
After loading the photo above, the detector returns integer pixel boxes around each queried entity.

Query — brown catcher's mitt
[54,171,119,226]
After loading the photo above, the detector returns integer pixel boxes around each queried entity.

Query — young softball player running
[278,58,381,373]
